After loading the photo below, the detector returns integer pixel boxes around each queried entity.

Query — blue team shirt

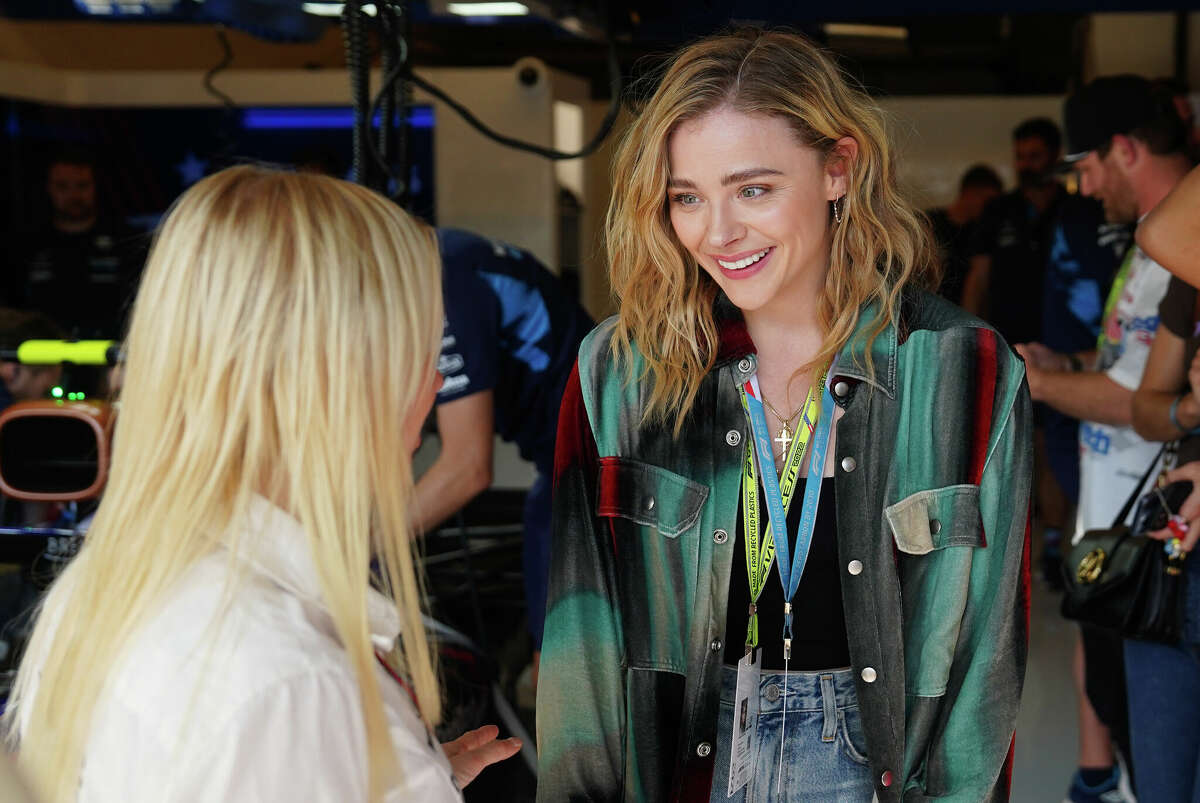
[1038,193,1130,504]
[1041,194,1130,356]
[436,229,593,474]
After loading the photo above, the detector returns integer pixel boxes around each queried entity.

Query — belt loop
[820,673,836,742]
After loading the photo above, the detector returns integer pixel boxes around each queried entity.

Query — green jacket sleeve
[536,363,626,801]
[905,364,1033,801]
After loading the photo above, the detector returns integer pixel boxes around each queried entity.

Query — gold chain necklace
[761,394,804,456]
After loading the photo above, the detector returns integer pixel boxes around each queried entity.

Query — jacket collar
[233,496,402,650]
[714,295,897,399]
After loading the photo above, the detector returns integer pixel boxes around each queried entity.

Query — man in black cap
[1015,74,1192,803]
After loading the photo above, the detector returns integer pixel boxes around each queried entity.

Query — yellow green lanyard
[738,377,823,652]
[1097,246,1137,351]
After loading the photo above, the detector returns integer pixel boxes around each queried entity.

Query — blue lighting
[242,107,434,131]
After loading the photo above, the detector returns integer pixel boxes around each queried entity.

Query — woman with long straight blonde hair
[4,165,519,802]
[537,29,1032,802]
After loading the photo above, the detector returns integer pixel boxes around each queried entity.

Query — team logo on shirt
[438,354,464,375]
[439,375,469,395]
[1080,422,1112,456]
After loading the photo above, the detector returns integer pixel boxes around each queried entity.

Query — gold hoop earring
[833,195,844,224]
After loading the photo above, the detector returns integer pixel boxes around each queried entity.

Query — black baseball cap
[1062,74,1161,164]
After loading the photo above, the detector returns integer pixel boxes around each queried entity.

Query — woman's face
[405,364,443,455]
[667,106,844,317]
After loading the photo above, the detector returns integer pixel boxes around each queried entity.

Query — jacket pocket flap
[596,457,709,538]
[885,484,983,555]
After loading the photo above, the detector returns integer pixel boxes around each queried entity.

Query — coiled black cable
[341,1,371,186]
[350,1,622,198]
[367,36,623,164]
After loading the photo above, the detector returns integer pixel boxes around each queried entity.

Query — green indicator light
[51,386,64,399]
[78,392,86,400]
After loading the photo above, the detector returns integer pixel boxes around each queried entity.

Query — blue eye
[671,193,700,206]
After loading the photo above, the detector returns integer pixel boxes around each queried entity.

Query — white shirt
[20,498,462,803]
[1076,245,1172,539]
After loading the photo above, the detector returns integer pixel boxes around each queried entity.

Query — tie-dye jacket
[536,290,1032,802]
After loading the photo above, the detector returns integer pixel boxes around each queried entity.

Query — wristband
[1168,394,1200,435]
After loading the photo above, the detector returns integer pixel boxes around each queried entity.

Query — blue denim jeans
[1124,554,1200,803]
[710,664,873,802]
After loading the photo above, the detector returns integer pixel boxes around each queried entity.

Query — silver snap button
[765,684,781,702]
[841,456,856,472]
[709,639,722,653]
[847,559,863,576]
[833,380,850,398]
[647,496,656,511]
[861,666,877,683]
[696,742,712,758]
[713,529,729,545]
[725,429,742,447]
[930,519,942,534]
[881,770,894,788]
[737,357,753,373]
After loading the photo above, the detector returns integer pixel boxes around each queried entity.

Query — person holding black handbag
[1017,75,1193,803]
[1128,231,1200,803]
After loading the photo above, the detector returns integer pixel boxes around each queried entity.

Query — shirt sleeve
[1157,275,1197,341]
[1105,261,1171,391]
[437,268,500,404]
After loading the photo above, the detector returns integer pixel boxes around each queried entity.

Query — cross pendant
[774,425,792,456]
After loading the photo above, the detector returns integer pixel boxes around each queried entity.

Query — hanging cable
[366,17,623,164]
[202,25,239,171]
[342,1,372,186]
[400,39,621,161]
[203,25,237,111]
[374,0,411,203]
[391,1,412,204]
[346,2,622,196]
[377,5,398,165]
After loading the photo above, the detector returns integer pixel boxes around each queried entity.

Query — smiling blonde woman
[537,29,1033,802]
[3,165,518,802]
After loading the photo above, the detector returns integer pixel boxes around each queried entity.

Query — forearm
[1133,388,1200,442]
[412,451,492,534]
[1033,370,1133,427]
[1137,165,1200,285]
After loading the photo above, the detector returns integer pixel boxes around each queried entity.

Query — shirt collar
[714,295,897,399]
[234,496,402,650]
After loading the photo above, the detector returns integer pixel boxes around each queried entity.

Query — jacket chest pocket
[596,456,709,673]
[884,484,985,697]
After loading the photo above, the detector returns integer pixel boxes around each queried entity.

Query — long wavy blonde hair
[4,165,443,802]
[607,28,937,427]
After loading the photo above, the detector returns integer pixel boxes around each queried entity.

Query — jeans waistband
[719,663,858,716]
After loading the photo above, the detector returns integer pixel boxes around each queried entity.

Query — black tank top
[723,477,851,670]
